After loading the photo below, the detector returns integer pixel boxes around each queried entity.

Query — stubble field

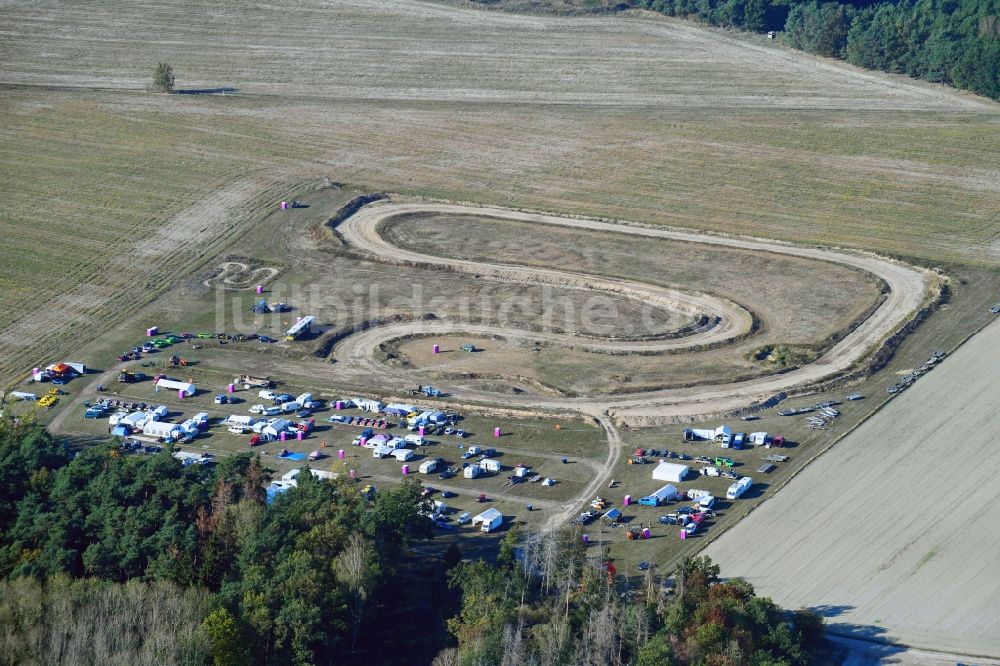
[2,0,999,388]
[705,317,1000,660]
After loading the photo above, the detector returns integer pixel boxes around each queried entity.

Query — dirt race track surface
[336,201,934,421]
[705,318,1000,661]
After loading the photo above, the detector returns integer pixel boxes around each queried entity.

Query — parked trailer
[479,458,502,473]
[419,458,442,474]
[727,476,753,500]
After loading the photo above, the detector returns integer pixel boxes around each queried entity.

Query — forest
[631,0,999,100]
[0,417,823,665]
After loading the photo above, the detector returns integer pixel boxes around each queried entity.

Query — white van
[263,406,282,417]
[456,512,472,525]
[258,390,276,401]
[228,425,250,434]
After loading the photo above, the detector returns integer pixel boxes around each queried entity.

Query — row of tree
[439,530,824,665]
[634,0,1000,100]
[0,417,433,665]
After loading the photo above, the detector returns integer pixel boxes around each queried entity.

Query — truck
[236,375,274,389]
[695,495,716,511]
[727,476,753,500]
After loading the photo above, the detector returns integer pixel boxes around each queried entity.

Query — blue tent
[111,425,130,437]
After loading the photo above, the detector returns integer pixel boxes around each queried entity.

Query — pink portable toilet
[296,431,303,441]
[255,285,263,295]
[338,449,345,460]
[401,465,409,476]
[582,534,589,544]
[279,432,286,441]
[280,201,288,210]
[494,427,501,438]
[433,344,440,354]
[642,527,651,539]
[418,425,425,436]
[178,390,185,400]
[335,401,343,410]
[227,384,235,393]
[679,529,687,540]
[623,495,631,507]
[146,326,158,336]
[359,437,367,447]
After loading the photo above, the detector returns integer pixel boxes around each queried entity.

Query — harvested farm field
[1,0,999,386]
[705,317,1000,660]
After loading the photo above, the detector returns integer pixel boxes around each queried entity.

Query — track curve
[334,201,933,421]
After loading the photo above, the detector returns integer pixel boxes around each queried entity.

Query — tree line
[0,417,822,664]
[439,530,823,665]
[0,417,435,665]
[633,0,1000,100]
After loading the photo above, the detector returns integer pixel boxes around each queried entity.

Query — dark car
[442,490,456,498]
[259,335,276,343]
[659,515,677,525]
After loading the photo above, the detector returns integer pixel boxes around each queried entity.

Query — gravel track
[333,201,934,421]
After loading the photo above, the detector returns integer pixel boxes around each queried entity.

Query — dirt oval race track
[334,201,934,421]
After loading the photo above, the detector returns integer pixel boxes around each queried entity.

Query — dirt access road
[335,201,934,422]
[705,317,1000,661]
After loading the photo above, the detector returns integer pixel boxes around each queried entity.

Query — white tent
[143,420,184,440]
[652,461,689,483]
[155,378,196,397]
[263,418,292,438]
[472,508,502,532]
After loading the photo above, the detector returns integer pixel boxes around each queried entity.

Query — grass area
[391,332,815,395]
[381,211,882,345]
